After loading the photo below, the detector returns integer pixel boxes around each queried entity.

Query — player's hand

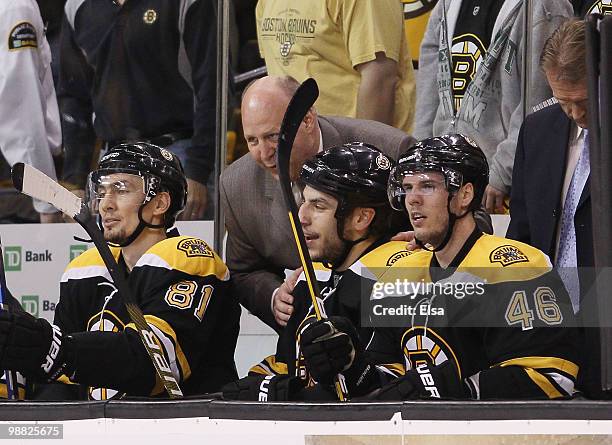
[0,310,70,381]
[390,230,418,251]
[375,361,468,401]
[221,374,305,401]
[272,268,302,327]
[300,316,376,395]
[483,184,507,214]
[180,178,207,220]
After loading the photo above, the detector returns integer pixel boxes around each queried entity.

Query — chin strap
[108,205,166,248]
[323,206,371,270]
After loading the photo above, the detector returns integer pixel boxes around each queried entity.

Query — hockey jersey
[250,239,412,386]
[55,235,240,399]
[367,230,580,399]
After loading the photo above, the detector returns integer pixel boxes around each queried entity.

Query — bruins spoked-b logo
[451,33,486,111]
[588,0,612,15]
[8,22,37,50]
[177,238,213,258]
[401,326,461,377]
[143,9,158,25]
[490,245,528,267]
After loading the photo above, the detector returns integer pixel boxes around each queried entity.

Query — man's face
[545,71,589,129]
[403,172,453,247]
[95,173,147,244]
[298,186,345,263]
[242,92,317,180]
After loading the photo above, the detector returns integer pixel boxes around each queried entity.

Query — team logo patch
[489,245,528,267]
[160,148,173,161]
[143,9,158,25]
[177,238,213,258]
[8,22,37,50]
[376,153,391,170]
[401,327,461,377]
[386,251,413,267]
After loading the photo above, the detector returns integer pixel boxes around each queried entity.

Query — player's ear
[351,207,376,232]
[153,191,171,216]
[457,183,474,213]
[303,106,316,129]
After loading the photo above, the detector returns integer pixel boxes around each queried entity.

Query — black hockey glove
[222,375,306,401]
[300,316,379,396]
[374,361,469,401]
[0,310,73,382]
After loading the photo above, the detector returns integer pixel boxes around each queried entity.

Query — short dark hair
[540,19,586,82]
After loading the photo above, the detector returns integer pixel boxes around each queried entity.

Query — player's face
[242,92,317,180]
[545,71,589,129]
[403,172,452,247]
[299,186,345,263]
[96,173,147,244]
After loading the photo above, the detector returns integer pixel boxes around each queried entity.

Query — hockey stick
[11,163,183,398]
[0,237,19,400]
[276,78,349,401]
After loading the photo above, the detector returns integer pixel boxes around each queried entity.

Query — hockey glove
[300,316,378,396]
[221,375,305,401]
[0,310,72,382]
[375,361,469,401]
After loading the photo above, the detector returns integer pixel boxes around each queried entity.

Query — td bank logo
[3,246,21,272]
[70,244,88,261]
[21,295,39,317]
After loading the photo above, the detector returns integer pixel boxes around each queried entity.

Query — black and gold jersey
[368,231,580,399]
[250,239,413,386]
[55,236,240,399]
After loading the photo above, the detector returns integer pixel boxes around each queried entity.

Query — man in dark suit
[220,75,415,331]
[508,19,606,398]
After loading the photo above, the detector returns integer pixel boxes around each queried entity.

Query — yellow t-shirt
[256,0,416,133]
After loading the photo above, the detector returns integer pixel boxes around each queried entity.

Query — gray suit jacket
[220,116,415,330]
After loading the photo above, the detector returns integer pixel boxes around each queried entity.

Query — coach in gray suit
[220,76,415,331]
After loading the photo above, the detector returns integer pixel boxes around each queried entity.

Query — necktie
[557,130,590,313]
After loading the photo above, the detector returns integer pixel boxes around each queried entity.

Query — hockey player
[223,143,410,401]
[300,135,581,400]
[0,142,240,399]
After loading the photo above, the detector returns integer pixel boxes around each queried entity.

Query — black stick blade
[277,78,319,187]
[11,162,24,192]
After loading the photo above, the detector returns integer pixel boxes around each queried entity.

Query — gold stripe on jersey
[135,236,229,281]
[56,374,78,385]
[126,315,191,382]
[349,241,414,281]
[249,355,289,376]
[496,356,579,379]
[0,386,26,400]
[376,363,405,378]
[61,246,121,282]
[496,356,578,398]
[382,235,553,285]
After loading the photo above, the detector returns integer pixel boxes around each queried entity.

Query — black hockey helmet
[301,142,394,212]
[300,142,395,268]
[86,142,187,245]
[388,134,489,213]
